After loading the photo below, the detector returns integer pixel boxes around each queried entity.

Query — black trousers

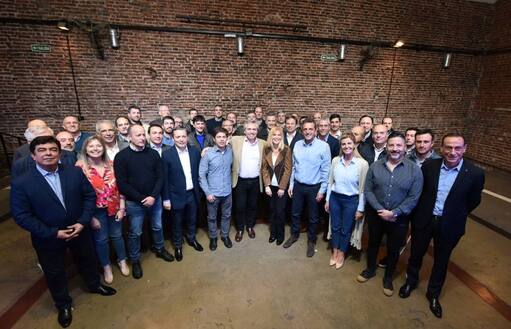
[170,190,198,248]
[267,185,288,241]
[290,181,320,242]
[366,209,408,280]
[405,217,460,298]
[234,177,260,231]
[35,228,100,310]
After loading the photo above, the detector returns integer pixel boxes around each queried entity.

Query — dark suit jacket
[13,144,30,162]
[10,164,96,249]
[358,142,386,165]
[284,132,304,151]
[162,146,201,209]
[318,134,341,159]
[206,118,223,134]
[11,150,77,179]
[413,158,485,242]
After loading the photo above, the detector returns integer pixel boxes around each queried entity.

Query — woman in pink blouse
[76,136,129,283]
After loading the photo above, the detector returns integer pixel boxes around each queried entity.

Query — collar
[373,143,386,152]
[150,142,162,149]
[213,145,227,153]
[129,144,145,152]
[302,138,316,147]
[441,159,463,171]
[244,138,258,146]
[176,146,188,154]
[36,164,59,176]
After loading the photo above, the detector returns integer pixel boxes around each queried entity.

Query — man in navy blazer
[163,127,204,261]
[398,132,485,318]
[10,136,116,328]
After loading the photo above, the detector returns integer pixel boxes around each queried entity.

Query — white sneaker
[103,265,113,284]
[118,260,130,276]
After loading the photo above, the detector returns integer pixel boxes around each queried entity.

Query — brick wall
[1,0,508,169]
[466,0,511,171]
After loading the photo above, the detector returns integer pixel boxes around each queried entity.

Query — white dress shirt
[177,147,194,190]
[239,139,261,178]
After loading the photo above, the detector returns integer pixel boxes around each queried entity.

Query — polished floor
[0,163,510,329]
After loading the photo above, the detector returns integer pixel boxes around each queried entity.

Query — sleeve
[357,160,369,212]
[319,143,332,194]
[279,148,293,190]
[161,153,170,202]
[199,154,211,196]
[392,165,424,217]
[326,157,337,202]
[467,168,485,212]
[364,165,385,211]
[77,171,97,225]
[261,151,271,188]
[10,180,58,239]
[289,151,296,191]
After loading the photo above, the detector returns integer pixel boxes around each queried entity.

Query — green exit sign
[31,44,52,53]
[321,54,338,62]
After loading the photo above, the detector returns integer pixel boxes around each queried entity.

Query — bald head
[27,119,47,129]
[351,126,365,144]
[56,131,75,151]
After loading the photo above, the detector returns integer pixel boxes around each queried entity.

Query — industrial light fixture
[57,21,69,31]
[109,27,120,49]
[443,53,452,69]
[338,44,346,61]
[236,36,244,56]
[393,40,404,48]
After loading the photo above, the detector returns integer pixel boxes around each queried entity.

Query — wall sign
[31,44,51,53]
[321,54,338,62]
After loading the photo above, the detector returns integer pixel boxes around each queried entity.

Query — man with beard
[408,129,441,167]
[56,131,75,153]
[162,116,175,146]
[356,132,423,297]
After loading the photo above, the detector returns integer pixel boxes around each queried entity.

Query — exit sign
[321,54,338,62]
[31,44,51,53]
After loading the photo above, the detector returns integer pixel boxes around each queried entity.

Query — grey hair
[95,119,115,133]
[24,126,54,142]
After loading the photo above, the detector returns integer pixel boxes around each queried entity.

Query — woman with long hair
[261,126,292,245]
[325,133,369,268]
[76,136,129,283]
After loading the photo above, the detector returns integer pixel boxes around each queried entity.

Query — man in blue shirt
[399,132,484,318]
[199,127,234,251]
[283,118,331,257]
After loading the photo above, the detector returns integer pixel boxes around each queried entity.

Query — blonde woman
[261,127,292,245]
[76,136,129,283]
[325,133,368,268]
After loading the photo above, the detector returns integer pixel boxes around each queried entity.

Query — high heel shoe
[118,260,130,276]
[103,265,113,284]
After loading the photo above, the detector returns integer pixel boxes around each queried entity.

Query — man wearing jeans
[199,128,234,251]
[284,118,331,257]
[114,124,173,279]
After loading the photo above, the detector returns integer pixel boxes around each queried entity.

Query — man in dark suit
[162,127,204,261]
[398,132,485,318]
[284,115,304,151]
[148,124,170,157]
[359,114,374,146]
[206,105,224,134]
[358,124,388,165]
[10,136,116,328]
[317,118,340,159]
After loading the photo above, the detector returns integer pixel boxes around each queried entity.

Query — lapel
[32,166,67,212]
[446,161,468,200]
[431,160,442,198]
[171,146,185,174]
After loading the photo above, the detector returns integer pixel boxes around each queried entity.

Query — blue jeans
[329,192,358,252]
[91,208,127,266]
[126,198,164,262]
[207,194,232,239]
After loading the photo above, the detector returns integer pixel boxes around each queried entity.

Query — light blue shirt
[199,145,233,197]
[36,164,66,210]
[326,157,365,212]
[433,159,463,216]
[163,134,174,147]
[290,138,331,194]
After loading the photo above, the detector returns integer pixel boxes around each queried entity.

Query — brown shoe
[235,231,243,242]
[247,227,256,239]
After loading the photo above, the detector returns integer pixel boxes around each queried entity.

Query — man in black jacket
[358,124,388,165]
[398,132,485,318]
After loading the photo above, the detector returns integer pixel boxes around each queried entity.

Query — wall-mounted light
[109,27,120,49]
[57,21,69,31]
[393,40,404,48]
[236,36,244,56]
[338,44,346,61]
[443,53,452,69]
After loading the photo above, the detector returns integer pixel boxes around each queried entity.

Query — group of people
[10,104,484,327]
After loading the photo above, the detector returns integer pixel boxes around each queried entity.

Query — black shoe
[427,293,443,318]
[187,239,204,252]
[378,257,388,268]
[350,248,362,262]
[209,238,217,251]
[283,234,299,249]
[276,238,284,246]
[132,261,143,279]
[155,247,175,262]
[58,307,72,328]
[247,227,256,239]
[306,241,316,257]
[175,248,183,262]
[221,236,233,248]
[90,284,117,296]
[356,269,376,283]
[269,235,276,243]
[383,279,394,297]
[399,283,416,299]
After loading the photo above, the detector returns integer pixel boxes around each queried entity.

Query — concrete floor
[1,164,510,328]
